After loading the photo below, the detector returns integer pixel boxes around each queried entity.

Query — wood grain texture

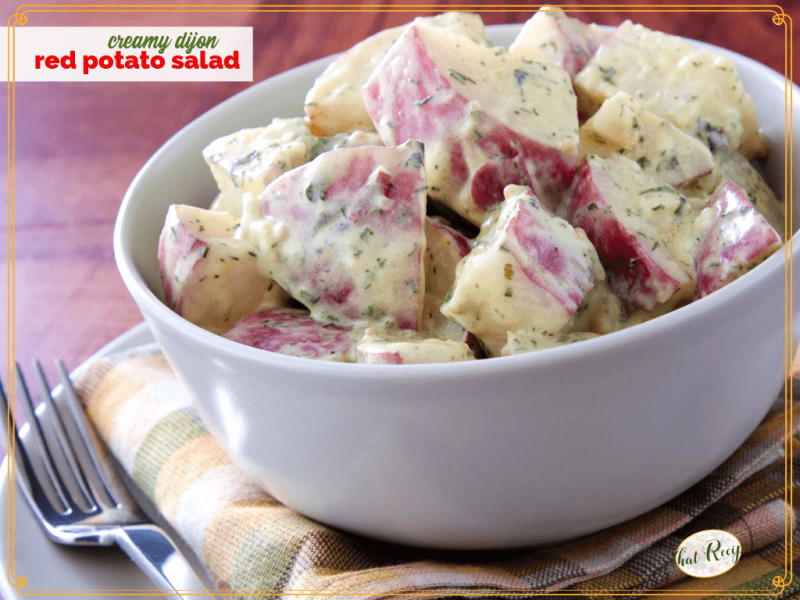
[2,0,796,396]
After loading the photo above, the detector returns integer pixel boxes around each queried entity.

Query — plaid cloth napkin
[74,343,800,599]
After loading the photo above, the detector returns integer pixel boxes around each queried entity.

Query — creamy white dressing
[502,329,599,356]
[304,12,491,136]
[574,22,766,159]
[357,328,474,364]
[565,278,688,335]
[579,91,714,187]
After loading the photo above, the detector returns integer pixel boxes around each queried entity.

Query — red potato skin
[507,187,603,316]
[694,181,782,298]
[511,206,585,312]
[158,231,206,314]
[567,159,686,312]
[361,24,578,216]
[427,218,472,258]
[222,309,355,359]
[471,128,576,210]
[554,22,604,80]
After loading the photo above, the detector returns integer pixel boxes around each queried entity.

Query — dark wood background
[2,0,797,399]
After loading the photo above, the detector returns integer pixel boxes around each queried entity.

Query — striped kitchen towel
[74,343,799,599]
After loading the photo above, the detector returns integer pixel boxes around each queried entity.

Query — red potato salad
[158,7,785,363]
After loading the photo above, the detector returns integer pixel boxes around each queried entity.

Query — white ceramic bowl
[115,25,799,549]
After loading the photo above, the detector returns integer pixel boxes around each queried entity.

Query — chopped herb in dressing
[598,65,616,85]
[449,69,476,85]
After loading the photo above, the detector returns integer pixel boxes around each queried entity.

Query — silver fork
[1,361,210,599]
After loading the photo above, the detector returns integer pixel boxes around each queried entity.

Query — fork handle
[114,524,210,598]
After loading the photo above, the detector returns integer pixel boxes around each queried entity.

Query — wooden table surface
[2,0,796,393]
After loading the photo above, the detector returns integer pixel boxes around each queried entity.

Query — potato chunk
[356,328,474,364]
[362,21,579,225]
[421,218,472,342]
[719,153,785,236]
[579,92,714,187]
[244,142,427,330]
[693,181,782,298]
[158,205,288,334]
[441,185,604,356]
[566,155,695,312]
[509,6,607,80]
[222,309,358,361]
[204,118,382,217]
[574,21,766,159]
[501,330,599,356]
[304,12,491,136]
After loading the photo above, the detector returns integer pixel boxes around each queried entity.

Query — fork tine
[0,375,35,500]
[54,360,117,509]
[33,361,96,513]
[14,364,69,514]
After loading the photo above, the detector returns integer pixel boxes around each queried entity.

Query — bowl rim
[114,23,798,379]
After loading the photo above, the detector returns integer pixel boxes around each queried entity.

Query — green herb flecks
[449,69,476,85]
[639,186,679,195]
[299,290,320,305]
[305,184,326,203]
[598,65,616,85]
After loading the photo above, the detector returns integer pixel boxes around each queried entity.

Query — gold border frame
[3,3,794,597]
